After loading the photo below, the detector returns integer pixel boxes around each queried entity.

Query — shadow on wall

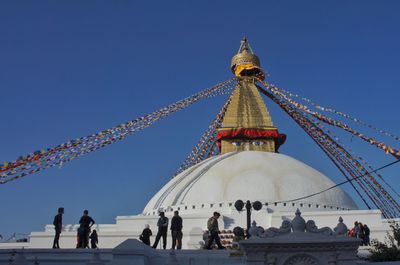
[188,227,205,249]
[223,216,235,228]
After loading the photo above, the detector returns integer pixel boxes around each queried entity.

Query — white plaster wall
[2,209,394,250]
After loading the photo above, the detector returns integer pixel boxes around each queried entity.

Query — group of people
[140,211,225,250]
[54,208,373,250]
[140,210,183,249]
[52,207,98,249]
[348,221,370,246]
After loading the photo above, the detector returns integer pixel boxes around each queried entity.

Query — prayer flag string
[313,119,400,200]
[257,79,400,218]
[0,79,236,184]
[273,86,400,141]
[262,83,400,159]
[174,86,235,176]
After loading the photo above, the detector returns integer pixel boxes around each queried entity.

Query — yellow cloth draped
[234,63,261,77]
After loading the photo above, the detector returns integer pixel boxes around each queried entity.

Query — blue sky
[0,1,399,240]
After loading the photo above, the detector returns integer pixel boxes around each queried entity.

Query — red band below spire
[216,128,286,151]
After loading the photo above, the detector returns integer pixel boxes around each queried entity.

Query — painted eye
[232,141,243,146]
[252,141,264,146]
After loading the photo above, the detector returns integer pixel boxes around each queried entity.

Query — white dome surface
[143,151,358,214]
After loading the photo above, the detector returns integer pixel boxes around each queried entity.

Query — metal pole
[245,200,251,238]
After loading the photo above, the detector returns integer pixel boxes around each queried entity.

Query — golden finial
[231,38,265,80]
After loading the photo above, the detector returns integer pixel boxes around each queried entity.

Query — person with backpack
[205,212,225,250]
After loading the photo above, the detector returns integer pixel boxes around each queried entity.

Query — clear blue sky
[0,1,399,240]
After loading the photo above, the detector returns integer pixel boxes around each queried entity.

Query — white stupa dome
[143,151,358,215]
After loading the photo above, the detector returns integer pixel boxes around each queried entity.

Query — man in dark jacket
[170,211,183,249]
[52,207,64,249]
[78,209,95,248]
[205,212,225,250]
[363,224,370,246]
[152,211,169,249]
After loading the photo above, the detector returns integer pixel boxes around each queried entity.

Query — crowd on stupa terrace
[49,207,372,250]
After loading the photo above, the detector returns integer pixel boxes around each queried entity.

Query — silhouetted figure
[89,229,98,249]
[205,212,225,250]
[348,221,358,237]
[140,224,152,246]
[363,224,370,246]
[152,212,169,249]
[170,211,183,249]
[356,222,364,241]
[76,227,84,248]
[78,210,95,248]
[52,207,64,249]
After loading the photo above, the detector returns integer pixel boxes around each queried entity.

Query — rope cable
[271,159,400,204]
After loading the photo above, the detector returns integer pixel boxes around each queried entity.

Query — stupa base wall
[0,208,393,250]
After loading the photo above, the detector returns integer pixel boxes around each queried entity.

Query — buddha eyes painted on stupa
[231,140,265,147]
[232,141,243,146]
[252,141,264,146]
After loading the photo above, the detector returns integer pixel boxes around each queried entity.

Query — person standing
[52,207,64,249]
[78,210,95,248]
[89,229,99,249]
[349,221,358,237]
[140,224,153,246]
[356,222,364,242]
[152,212,169,249]
[205,212,225,250]
[363,224,370,246]
[170,211,183,249]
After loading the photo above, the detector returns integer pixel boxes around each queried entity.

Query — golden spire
[221,78,274,129]
[217,39,286,154]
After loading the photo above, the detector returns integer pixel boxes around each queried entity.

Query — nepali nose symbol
[244,142,251,151]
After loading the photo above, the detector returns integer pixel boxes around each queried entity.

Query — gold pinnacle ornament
[217,38,286,154]
[231,37,265,80]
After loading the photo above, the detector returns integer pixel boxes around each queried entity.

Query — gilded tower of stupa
[217,38,286,154]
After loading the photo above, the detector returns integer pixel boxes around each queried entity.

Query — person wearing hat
[152,211,169,249]
[205,212,225,250]
[52,207,64,249]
